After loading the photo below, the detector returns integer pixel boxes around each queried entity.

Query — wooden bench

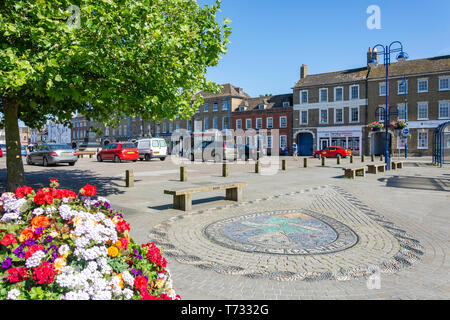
[391,161,404,170]
[342,167,366,179]
[367,163,386,174]
[77,151,96,159]
[164,182,248,211]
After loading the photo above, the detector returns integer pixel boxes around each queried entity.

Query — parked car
[0,144,6,156]
[237,144,261,161]
[312,146,352,158]
[135,138,168,161]
[0,148,3,157]
[189,140,238,162]
[26,144,78,166]
[97,142,139,163]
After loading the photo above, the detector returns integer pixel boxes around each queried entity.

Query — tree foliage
[0,0,231,189]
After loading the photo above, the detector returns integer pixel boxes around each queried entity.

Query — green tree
[1,0,231,191]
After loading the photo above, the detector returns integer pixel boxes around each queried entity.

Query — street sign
[402,128,410,138]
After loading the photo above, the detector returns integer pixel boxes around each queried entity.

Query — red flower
[80,184,97,197]
[144,244,167,272]
[7,267,29,283]
[25,244,45,260]
[134,276,148,290]
[116,220,130,232]
[15,186,33,198]
[117,237,129,249]
[32,262,57,285]
[50,178,58,183]
[1,233,17,246]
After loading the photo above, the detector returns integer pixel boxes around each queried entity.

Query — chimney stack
[300,64,308,79]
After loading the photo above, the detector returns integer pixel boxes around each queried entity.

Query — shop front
[317,126,362,155]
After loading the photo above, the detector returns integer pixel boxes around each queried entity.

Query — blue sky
[199,0,450,97]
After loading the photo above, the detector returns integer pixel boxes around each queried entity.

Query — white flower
[58,244,70,256]
[25,250,45,268]
[32,208,44,216]
[7,288,21,300]
[122,270,134,287]
[122,288,134,300]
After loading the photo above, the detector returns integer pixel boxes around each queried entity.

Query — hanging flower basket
[368,122,384,132]
[390,120,407,130]
[0,179,180,301]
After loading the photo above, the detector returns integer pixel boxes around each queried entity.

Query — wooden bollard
[361,155,365,162]
[380,154,384,161]
[303,158,308,168]
[222,163,229,177]
[322,157,326,167]
[337,156,341,165]
[125,170,134,188]
[255,160,260,174]
[350,155,354,164]
[180,166,187,182]
[371,155,375,162]
[282,159,287,171]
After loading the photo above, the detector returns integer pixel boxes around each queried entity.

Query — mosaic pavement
[149,185,424,282]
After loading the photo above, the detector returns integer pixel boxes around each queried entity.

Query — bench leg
[344,170,355,179]
[226,187,242,202]
[368,167,376,174]
[356,169,365,177]
[173,194,192,211]
[379,166,385,173]
[398,163,403,169]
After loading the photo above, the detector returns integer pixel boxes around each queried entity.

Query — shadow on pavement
[149,196,226,211]
[0,168,125,196]
[378,175,450,192]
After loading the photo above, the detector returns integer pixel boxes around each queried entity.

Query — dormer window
[257,104,265,110]
[239,106,246,111]
[282,101,290,107]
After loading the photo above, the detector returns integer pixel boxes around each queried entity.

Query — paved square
[1,156,448,299]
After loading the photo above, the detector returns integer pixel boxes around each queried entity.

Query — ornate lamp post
[368,41,408,170]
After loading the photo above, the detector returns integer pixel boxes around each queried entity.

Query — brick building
[292,64,369,156]
[367,54,450,156]
[232,94,293,155]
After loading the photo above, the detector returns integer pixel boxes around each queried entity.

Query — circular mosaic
[204,209,359,255]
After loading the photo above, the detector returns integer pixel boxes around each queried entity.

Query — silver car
[26,144,78,166]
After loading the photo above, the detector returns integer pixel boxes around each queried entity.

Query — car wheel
[145,154,151,161]
[132,160,137,162]
[314,154,320,158]
[43,157,49,167]
[97,154,103,162]
[114,155,121,163]
[69,162,75,166]
[160,157,166,161]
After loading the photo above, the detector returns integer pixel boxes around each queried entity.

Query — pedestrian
[293,142,298,160]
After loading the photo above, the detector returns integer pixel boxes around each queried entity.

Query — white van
[136,138,168,161]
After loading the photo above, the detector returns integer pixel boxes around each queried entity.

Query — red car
[97,142,139,163]
[313,146,352,158]
[0,148,3,157]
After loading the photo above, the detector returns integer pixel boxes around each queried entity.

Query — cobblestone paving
[149,185,425,286]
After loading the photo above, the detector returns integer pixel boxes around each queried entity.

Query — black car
[237,144,261,161]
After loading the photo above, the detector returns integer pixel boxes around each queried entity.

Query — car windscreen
[48,144,72,150]
[120,143,136,149]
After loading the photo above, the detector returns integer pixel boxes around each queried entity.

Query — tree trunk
[2,97,26,191]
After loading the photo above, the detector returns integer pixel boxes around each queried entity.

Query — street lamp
[369,41,408,170]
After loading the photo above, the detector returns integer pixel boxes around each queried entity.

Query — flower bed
[0,179,180,300]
